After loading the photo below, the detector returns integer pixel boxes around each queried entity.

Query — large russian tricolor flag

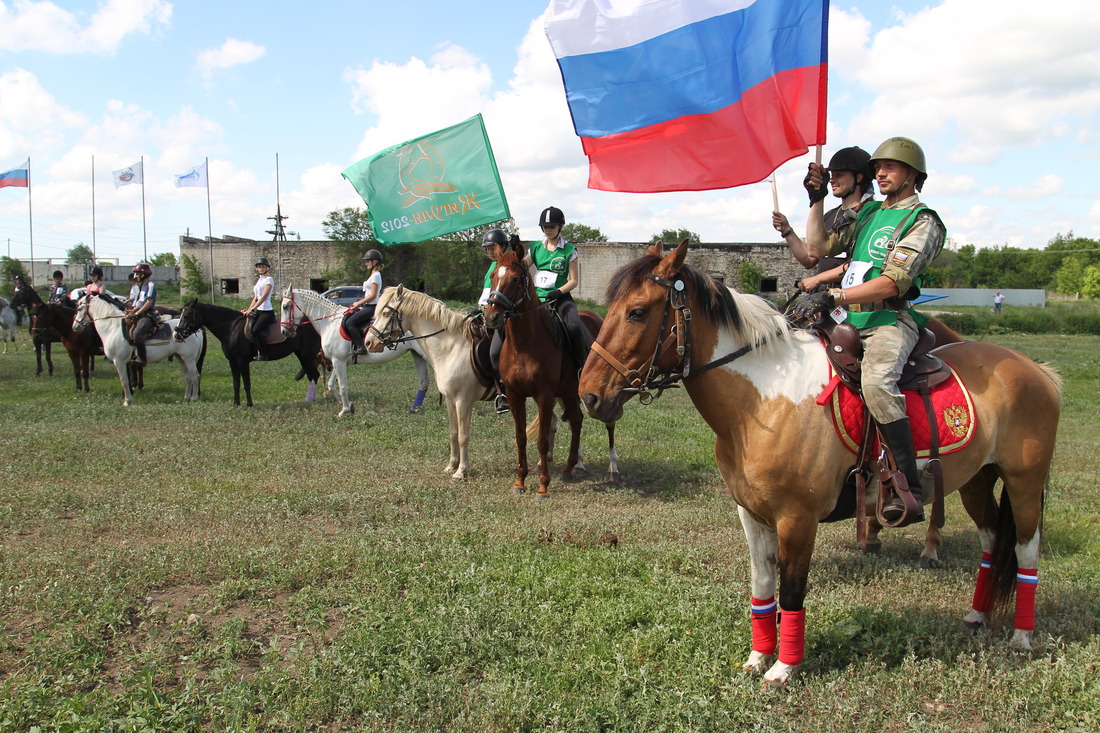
[545,0,828,193]
[0,159,30,189]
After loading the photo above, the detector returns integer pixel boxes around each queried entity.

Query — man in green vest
[792,136,946,527]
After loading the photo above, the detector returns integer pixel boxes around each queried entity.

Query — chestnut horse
[28,301,101,391]
[481,245,613,496]
[579,242,1061,687]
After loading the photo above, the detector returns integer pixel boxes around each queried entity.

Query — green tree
[0,256,31,297]
[650,228,700,244]
[149,252,178,267]
[1081,265,1100,300]
[562,223,607,243]
[180,254,208,296]
[322,207,374,242]
[737,261,762,294]
[66,243,96,265]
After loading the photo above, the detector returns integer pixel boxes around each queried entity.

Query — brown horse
[28,302,102,391]
[579,242,1061,687]
[481,245,612,496]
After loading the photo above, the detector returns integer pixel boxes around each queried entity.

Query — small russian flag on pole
[0,159,30,189]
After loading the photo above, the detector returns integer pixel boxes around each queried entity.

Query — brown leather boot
[879,417,925,526]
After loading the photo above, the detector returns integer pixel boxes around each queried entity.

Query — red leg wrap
[750,596,778,655]
[1014,568,1038,631]
[971,552,994,614]
[778,607,806,666]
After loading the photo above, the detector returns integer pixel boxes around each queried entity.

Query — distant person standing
[993,291,1006,314]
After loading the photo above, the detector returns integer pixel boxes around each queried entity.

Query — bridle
[366,291,444,350]
[589,272,765,404]
[483,262,553,323]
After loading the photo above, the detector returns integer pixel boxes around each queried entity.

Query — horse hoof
[918,555,940,570]
[606,471,622,483]
[535,491,550,500]
[861,542,882,555]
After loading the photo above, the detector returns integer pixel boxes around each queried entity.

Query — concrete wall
[179,236,819,304]
[179,237,348,296]
[17,262,177,289]
[920,288,1046,308]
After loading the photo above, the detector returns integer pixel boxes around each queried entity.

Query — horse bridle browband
[589,272,764,404]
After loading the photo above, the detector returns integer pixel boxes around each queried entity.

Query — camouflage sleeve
[881,211,946,295]
[824,208,859,257]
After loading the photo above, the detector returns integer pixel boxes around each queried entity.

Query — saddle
[812,320,957,541]
[243,312,285,345]
[126,313,174,343]
[466,311,503,401]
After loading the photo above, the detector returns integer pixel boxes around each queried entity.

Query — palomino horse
[74,292,206,406]
[579,242,1061,687]
[175,299,322,407]
[366,285,502,479]
[0,296,17,354]
[28,301,101,391]
[481,246,615,496]
[280,286,431,417]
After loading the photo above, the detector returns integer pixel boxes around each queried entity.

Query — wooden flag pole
[770,177,779,213]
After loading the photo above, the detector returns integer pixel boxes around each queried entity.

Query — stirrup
[881,494,924,527]
[494,393,510,414]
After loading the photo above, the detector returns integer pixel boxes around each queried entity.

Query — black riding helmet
[827,146,873,194]
[482,228,509,247]
[539,206,565,228]
[255,257,270,267]
[362,249,383,263]
[90,266,103,278]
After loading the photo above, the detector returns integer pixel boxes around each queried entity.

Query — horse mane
[383,287,479,342]
[293,288,341,315]
[606,254,791,351]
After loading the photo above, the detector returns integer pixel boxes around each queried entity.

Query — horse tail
[526,414,540,440]
[294,367,306,381]
[987,486,1023,618]
[197,328,208,374]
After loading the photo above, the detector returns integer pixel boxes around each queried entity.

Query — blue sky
[1,0,1098,268]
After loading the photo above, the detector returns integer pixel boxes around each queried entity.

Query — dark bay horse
[481,245,614,496]
[11,287,57,376]
[175,299,322,406]
[579,242,1061,687]
[28,302,102,391]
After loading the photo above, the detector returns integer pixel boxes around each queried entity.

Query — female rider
[344,249,384,354]
[523,206,590,372]
[244,257,276,360]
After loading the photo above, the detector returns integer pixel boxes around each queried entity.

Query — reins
[590,272,770,403]
[365,294,444,350]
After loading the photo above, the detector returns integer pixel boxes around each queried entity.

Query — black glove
[545,289,562,302]
[790,290,833,320]
[509,233,520,250]
[803,164,829,206]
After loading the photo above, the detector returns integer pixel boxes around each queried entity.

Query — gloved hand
[790,290,833,320]
[803,163,829,206]
[509,233,520,250]
[545,289,562,302]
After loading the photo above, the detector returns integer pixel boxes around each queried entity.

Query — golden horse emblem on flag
[395,142,458,207]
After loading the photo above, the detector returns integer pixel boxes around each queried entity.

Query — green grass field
[0,325,1097,732]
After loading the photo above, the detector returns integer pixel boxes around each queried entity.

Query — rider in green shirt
[794,137,946,527]
[523,206,590,373]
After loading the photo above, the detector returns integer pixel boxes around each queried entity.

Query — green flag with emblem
[341,113,510,244]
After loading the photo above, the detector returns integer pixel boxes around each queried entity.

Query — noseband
[590,272,763,404]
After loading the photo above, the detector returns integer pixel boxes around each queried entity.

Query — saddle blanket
[827,364,977,458]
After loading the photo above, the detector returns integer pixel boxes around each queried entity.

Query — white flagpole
[206,157,214,302]
[141,155,148,263]
[27,158,34,286]
[91,154,97,265]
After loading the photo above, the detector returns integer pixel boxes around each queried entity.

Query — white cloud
[196,39,266,81]
[981,174,1064,199]
[0,0,171,54]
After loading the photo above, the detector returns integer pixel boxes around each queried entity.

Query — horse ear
[396,284,404,296]
[653,240,689,279]
[647,241,665,257]
[513,241,526,259]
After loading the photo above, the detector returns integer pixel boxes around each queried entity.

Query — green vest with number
[530,239,575,300]
[845,202,929,329]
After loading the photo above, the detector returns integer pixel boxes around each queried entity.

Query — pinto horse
[27,301,101,391]
[481,245,615,496]
[579,242,1061,687]
[175,299,322,407]
[74,292,206,406]
[280,286,431,417]
[0,296,18,354]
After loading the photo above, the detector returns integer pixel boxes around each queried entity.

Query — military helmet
[254,257,270,267]
[871,137,926,174]
[538,206,565,228]
[482,228,509,247]
[362,249,383,263]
